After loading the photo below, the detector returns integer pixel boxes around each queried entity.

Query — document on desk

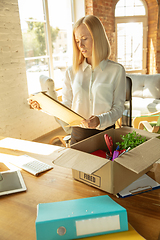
[29,92,84,127]
[118,174,160,198]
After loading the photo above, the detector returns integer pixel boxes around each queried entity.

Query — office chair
[39,75,57,99]
[121,76,132,127]
[116,76,132,128]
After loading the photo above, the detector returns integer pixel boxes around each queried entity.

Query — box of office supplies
[35,195,128,240]
[52,127,160,194]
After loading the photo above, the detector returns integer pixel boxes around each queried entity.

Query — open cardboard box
[53,127,160,195]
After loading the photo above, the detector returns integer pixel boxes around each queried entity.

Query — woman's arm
[96,66,126,130]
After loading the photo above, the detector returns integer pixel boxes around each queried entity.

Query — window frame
[115,0,148,74]
[19,0,85,94]
[115,15,148,74]
[42,0,75,81]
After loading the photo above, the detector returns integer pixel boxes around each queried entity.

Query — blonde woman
[63,15,126,144]
[29,15,126,145]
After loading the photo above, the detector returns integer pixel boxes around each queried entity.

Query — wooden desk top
[0,142,160,240]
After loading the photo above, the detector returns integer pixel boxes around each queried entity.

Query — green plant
[116,131,147,150]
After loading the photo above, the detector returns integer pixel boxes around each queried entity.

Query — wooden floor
[33,127,67,146]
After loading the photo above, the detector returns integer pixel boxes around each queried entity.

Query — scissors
[104,134,113,157]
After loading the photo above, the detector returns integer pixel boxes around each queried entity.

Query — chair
[49,135,71,147]
[39,75,57,99]
[116,76,132,128]
[133,111,160,133]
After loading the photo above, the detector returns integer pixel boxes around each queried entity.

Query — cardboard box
[53,127,160,195]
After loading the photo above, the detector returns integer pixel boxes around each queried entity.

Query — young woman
[62,15,126,144]
[29,15,126,145]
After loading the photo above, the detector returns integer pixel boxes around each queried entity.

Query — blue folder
[36,195,128,240]
[117,174,160,198]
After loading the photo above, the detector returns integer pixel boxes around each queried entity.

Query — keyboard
[10,155,53,176]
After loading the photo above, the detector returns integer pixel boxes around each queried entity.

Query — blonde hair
[72,15,111,73]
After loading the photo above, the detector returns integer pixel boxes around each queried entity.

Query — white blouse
[62,59,126,130]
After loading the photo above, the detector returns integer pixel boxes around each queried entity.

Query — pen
[118,147,131,157]
[126,147,131,152]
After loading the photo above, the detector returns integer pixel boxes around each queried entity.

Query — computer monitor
[0,170,27,196]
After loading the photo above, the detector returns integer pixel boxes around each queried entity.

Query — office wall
[85,0,116,61]
[146,0,160,74]
[85,0,160,74]
[0,0,60,140]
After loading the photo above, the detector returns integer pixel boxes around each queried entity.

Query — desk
[0,141,160,240]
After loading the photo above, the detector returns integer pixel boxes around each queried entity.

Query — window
[115,0,148,74]
[115,0,146,16]
[18,0,85,95]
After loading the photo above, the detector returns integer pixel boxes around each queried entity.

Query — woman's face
[74,24,93,65]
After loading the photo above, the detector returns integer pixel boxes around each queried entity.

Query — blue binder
[35,195,128,240]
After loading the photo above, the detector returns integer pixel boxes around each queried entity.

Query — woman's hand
[28,97,42,110]
[81,116,100,129]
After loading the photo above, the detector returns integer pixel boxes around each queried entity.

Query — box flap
[52,148,110,174]
[115,138,160,174]
[116,126,160,139]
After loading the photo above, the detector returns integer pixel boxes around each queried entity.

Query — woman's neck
[86,57,92,66]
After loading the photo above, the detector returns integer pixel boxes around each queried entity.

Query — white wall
[0,0,60,140]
